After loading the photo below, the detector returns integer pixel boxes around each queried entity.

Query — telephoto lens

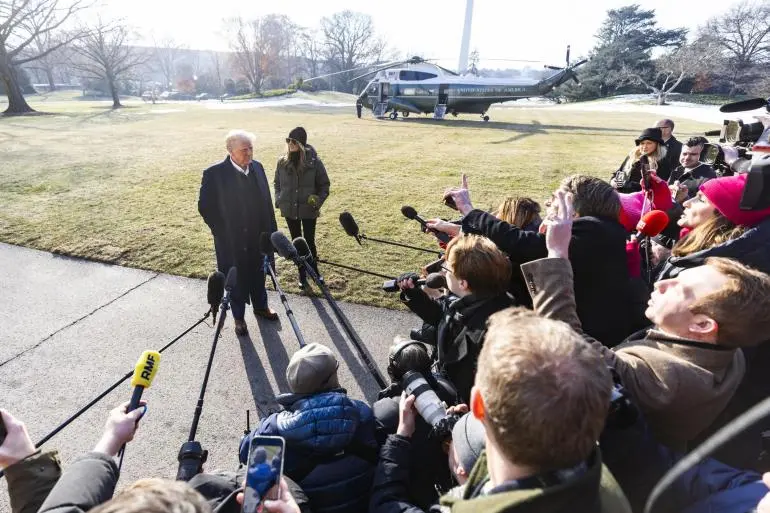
[402,371,448,427]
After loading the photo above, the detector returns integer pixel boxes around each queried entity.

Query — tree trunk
[657,92,666,105]
[0,59,35,114]
[108,75,122,108]
[46,68,56,92]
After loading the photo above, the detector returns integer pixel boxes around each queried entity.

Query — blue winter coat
[240,389,377,513]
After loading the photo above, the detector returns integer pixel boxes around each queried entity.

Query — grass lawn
[0,95,713,309]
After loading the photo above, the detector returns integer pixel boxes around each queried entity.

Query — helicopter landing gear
[389,111,398,120]
[451,111,458,117]
[482,115,490,122]
[402,111,409,118]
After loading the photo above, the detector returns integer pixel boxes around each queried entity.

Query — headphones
[387,339,430,380]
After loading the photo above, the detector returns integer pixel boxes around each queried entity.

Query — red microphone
[635,210,669,238]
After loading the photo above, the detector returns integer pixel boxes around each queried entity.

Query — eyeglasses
[286,138,299,145]
[440,264,453,274]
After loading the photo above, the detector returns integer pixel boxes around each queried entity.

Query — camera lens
[402,371,448,427]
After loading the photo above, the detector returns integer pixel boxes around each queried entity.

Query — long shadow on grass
[398,117,639,134]
[238,334,281,420]
[308,295,381,403]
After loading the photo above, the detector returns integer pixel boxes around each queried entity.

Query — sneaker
[254,308,279,321]
[234,320,248,336]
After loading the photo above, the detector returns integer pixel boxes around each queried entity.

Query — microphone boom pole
[264,258,306,348]
[176,266,237,481]
[360,234,442,255]
[317,259,394,280]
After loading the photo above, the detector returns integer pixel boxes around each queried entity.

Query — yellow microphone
[128,350,161,412]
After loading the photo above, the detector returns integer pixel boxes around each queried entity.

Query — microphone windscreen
[207,271,225,306]
[425,272,446,289]
[293,237,312,260]
[719,97,767,113]
[636,210,670,237]
[130,350,161,388]
[271,231,298,260]
[339,212,360,237]
[225,266,238,291]
[401,206,418,220]
[259,232,273,256]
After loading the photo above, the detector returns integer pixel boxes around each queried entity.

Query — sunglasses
[286,138,300,145]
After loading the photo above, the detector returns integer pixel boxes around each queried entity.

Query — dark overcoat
[198,156,277,305]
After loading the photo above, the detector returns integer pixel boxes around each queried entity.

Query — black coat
[462,209,646,346]
[668,163,717,199]
[198,156,277,304]
[401,288,515,403]
[612,156,673,193]
[370,434,433,513]
[662,136,683,175]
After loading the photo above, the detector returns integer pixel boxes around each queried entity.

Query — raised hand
[543,191,575,259]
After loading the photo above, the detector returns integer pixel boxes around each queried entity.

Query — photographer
[523,190,770,450]
[370,394,485,513]
[397,233,514,403]
[373,338,460,508]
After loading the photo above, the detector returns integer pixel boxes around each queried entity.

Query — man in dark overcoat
[198,129,279,336]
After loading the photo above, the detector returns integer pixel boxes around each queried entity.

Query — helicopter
[303,47,587,122]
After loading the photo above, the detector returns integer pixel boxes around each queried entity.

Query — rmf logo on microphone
[131,350,161,388]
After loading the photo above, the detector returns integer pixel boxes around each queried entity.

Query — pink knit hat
[700,174,770,228]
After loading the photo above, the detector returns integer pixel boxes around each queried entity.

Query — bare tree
[0,0,89,114]
[299,29,322,78]
[225,14,294,94]
[152,37,185,91]
[70,19,148,108]
[320,11,386,92]
[702,0,770,96]
[621,38,719,104]
[25,31,67,91]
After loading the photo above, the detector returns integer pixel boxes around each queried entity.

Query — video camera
[701,96,770,211]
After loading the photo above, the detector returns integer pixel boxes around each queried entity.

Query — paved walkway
[0,242,417,510]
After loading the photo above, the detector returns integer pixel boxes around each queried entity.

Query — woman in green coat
[274,127,331,286]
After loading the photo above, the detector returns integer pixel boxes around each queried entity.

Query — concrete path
[0,242,418,511]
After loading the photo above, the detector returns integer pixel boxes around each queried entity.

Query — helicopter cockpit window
[399,70,438,81]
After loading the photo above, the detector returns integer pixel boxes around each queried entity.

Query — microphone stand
[264,256,306,348]
[176,274,234,481]
[296,254,387,389]
[359,234,441,256]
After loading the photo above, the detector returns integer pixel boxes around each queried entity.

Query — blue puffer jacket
[240,389,377,513]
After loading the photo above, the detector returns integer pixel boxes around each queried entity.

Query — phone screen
[242,436,285,513]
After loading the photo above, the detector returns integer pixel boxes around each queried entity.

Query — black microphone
[639,154,652,190]
[339,212,362,245]
[704,130,722,137]
[224,266,237,291]
[206,271,225,323]
[259,232,274,256]
[382,272,446,292]
[719,97,767,113]
[271,231,300,262]
[293,237,313,261]
[401,206,451,243]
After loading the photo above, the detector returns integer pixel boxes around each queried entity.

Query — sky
[95,0,725,71]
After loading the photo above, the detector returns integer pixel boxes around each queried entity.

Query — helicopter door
[379,82,390,102]
[438,84,449,105]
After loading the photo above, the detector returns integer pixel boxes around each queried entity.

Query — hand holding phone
[242,435,286,513]
[0,410,37,470]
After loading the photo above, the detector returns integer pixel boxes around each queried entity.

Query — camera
[402,371,450,428]
[701,97,770,211]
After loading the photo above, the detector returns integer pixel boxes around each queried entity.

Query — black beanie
[288,127,307,147]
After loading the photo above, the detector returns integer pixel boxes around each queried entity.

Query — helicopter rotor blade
[566,45,571,67]
[544,65,564,71]
[347,60,408,82]
[571,59,588,68]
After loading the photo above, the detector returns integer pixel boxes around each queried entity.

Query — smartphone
[242,435,285,513]
[0,411,6,446]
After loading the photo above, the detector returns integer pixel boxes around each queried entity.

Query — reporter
[1,409,61,513]
[37,402,146,513]
[611,127,672,193]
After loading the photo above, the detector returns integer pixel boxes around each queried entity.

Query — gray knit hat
[452,413,486,473]
[286,343,340,394]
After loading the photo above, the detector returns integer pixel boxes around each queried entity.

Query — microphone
[635,210,669,239]
[129,350,161,412]
[382,272,446,292]
[639,154,652,190]
[224,266,237,292]
[401,206,451,243]
[719,97,768,113]
[293,237,313,262]
[206,271,225,323]
[704,130,722,137]
[271,231,300,262]
[339,212,362,245]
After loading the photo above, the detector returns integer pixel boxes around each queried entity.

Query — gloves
[308,194,320,208]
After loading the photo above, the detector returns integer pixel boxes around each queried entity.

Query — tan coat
[521,257,745,450]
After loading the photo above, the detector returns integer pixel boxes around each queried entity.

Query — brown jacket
[521,257,745,450]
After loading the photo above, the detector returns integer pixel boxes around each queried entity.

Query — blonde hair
[477,308,611,470]
[91,479,211,513]
[672,214,747,257]
[623,143,667,173]
[282,140,306,169]
[494,197,541,228]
